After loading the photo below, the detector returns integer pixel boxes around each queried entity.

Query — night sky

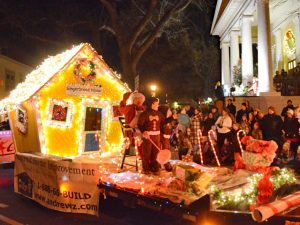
[0,0,220,100]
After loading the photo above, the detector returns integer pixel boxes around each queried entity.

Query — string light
[197,129,204,164]
[134,137,142,175]
[211,168,298,210]
[0,43,131,157]
[208,130,220,167]
[117,137,130,172]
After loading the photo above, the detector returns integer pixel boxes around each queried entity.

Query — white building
[0,55,32,99]
[211,0,300,96]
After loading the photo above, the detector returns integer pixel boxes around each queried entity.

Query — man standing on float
[138,98,164,175]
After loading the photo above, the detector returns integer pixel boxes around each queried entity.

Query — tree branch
[128,0,157,54]
[132,0,192,66]
[99,0,125,45]
[99,25,116,35]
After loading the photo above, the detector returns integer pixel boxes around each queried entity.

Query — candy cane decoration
[208,129,221,167]
[197,129,204,165]
[237,129,246,155]
[117,137,130,172]
[134,137,142,175]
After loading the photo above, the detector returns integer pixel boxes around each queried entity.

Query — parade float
[0,43,130,215]
[1,43,300,222]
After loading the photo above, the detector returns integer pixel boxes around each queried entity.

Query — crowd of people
[120,91,300,175]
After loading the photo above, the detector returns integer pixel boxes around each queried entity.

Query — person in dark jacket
[281,99,295,118]
[282,109,299,159]
[226,98,236,117]
[260,106,284,148]
[158,105,174,171]
[236,103,248,123]
[202,112,215,136]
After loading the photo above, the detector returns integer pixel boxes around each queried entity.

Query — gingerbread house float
[0,43,129,157]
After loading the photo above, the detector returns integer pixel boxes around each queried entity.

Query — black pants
[178,147,189,160]
[142,135,160,172]
[217,131,231,151]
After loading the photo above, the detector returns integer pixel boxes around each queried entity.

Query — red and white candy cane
[134,137,142,175]
[197,129,204,165]
[237,129,246,155]
[208,129,221,167]
[117,137,130,172]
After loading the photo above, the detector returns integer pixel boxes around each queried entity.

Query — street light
[150,84,157,97]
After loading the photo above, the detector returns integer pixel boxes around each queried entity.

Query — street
[0,167,193,225]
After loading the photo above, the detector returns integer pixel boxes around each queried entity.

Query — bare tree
[98,0,198,85]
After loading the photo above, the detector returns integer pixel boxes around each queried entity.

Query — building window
[5,69,15,91]
[288,59,296,70]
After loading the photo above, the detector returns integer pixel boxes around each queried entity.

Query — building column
[274,29,283,72]
[257,0,273,94]
[241,15,254,85]
[230,30,240,85]
[293,14,300,62]
[221,41,230,94]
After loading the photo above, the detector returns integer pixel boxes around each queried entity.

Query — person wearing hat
[138,98,164,175]
[281,99,295,118]
[282,108,299,160]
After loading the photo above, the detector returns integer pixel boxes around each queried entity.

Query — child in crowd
[178,128,193,160]
[251,122,263,140]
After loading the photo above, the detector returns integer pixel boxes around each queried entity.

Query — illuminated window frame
[15,105,28,134]
[46,99,73,128]
[78,99,111,154]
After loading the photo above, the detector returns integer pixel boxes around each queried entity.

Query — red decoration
[52,105,67,121]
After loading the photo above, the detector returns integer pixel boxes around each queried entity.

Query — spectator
[178,107,190,132]
[245,100,254,113]
[281,99,295,118]
[202,112,215,136]
[251,122,263,140]
[260,106,284,148]
[274,70,281,79]
[211,106,220,122]
[178,128,193,160]
[253,108,261,120]
[158,105,174,171]
[215,109,233,151]
[282,109,299,160]
[226,98,236,117]
[236,103,248,123]
[240,115,250,132]
[189,108,202,163]
[295,106,300,123]
[248,112,256,130]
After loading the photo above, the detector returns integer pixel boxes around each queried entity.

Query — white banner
[14,153,100,216]
[66,84,102,96]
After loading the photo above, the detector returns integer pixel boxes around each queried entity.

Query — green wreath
[73,58,96,83]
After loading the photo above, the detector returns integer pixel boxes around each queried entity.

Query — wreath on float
[52,105,67,121]
[73,58,96,83]
[284,29,296,60]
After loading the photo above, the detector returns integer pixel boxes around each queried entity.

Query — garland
[211,168,299,211]
[73,58,96,83]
